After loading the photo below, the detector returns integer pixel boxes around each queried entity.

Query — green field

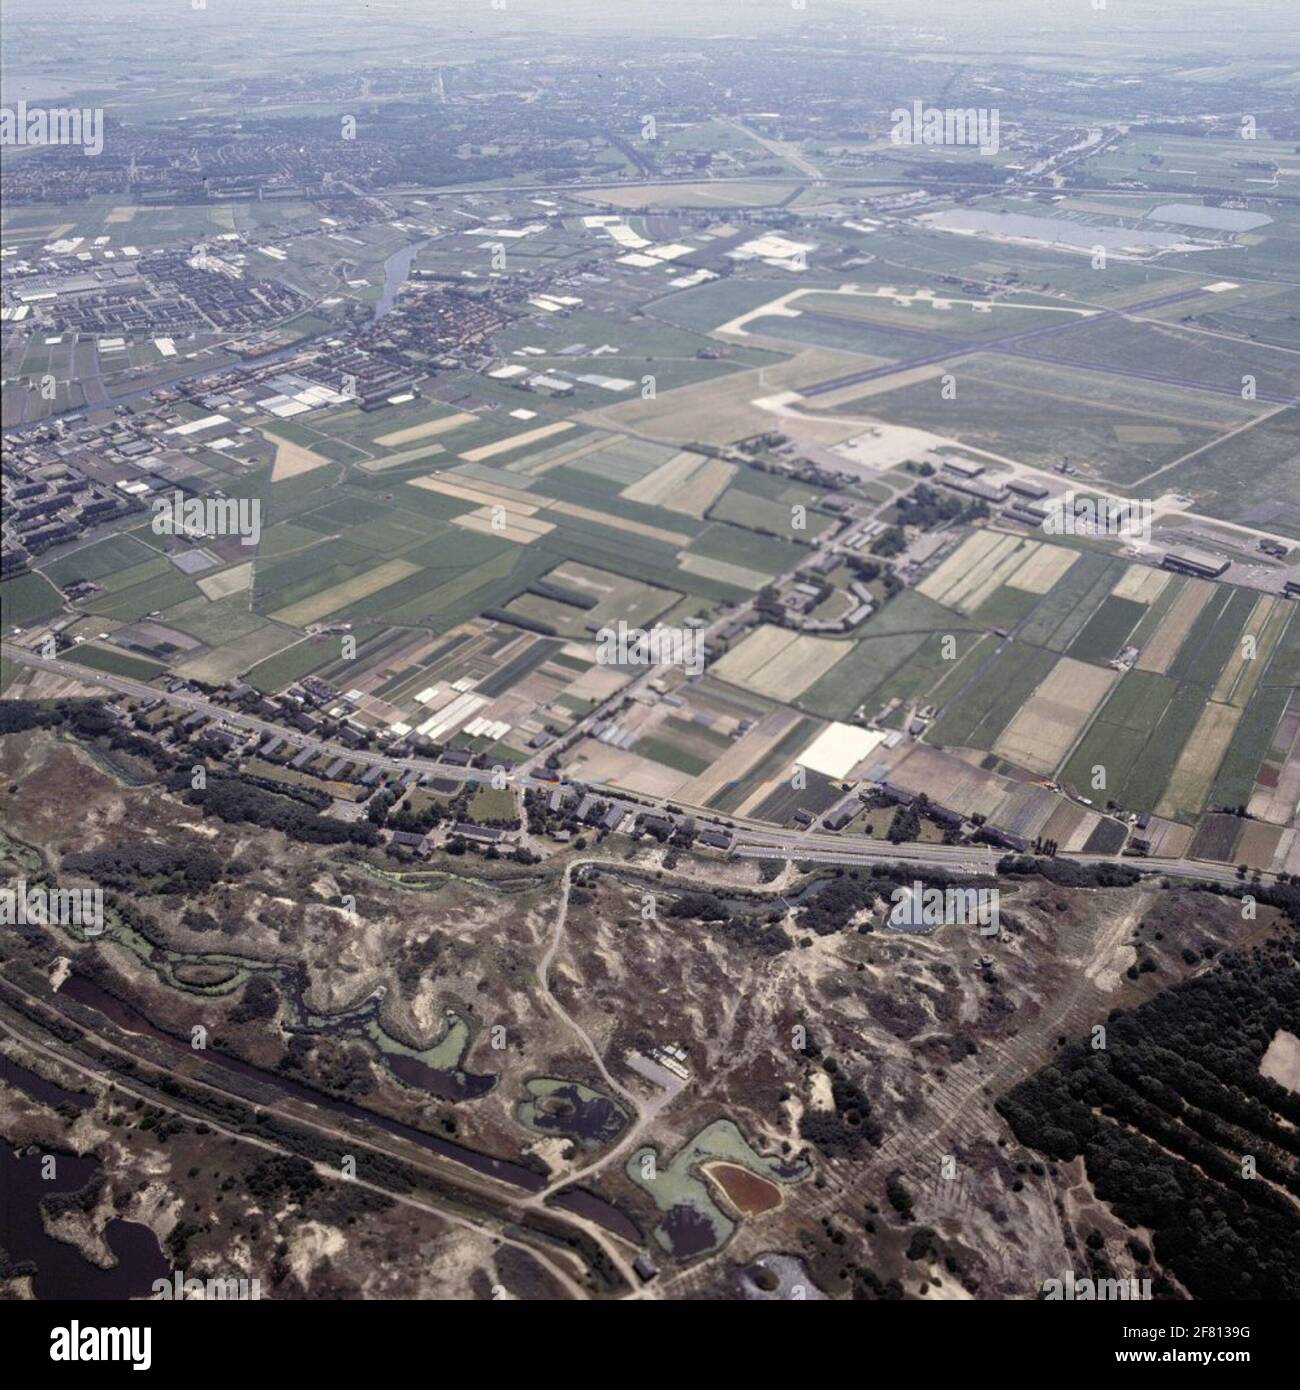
[82,569,202,623]
[0,572,65,628]
[971,582,1043,629]
[163,594,275,647]
[708,482,835,540]
[1210,685,1290,812]
[244,636,340,692]
[928,643,1057,750]
[637,737,712,777]
[1066,595,1147,665]
[1261,604,1300,688]
[63,644,166,681]
[797,589,983,719]
[468,787,519,823]
[1016,552,1124,649]
[1110,683,1207,815]
[40,534,157,587]
[1168,586,1258,687]
[1059,669,1178,799]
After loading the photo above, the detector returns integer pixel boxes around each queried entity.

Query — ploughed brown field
[703,1162,782,1216]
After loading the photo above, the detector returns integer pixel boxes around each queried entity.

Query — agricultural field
[7,323,1289,863]
[993,658,1117,777]
[503,562,680,640]
[712,625,849,701]
[0,572,65,628]
[904,528,1293,839]
[8,0,1300,1320]
[706,468,837,539]
[3,410,834,706]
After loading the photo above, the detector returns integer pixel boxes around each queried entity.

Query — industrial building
[1162,546,1230,579]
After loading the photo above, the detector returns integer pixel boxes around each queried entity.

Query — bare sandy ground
[197,561,253,600]
[578,348,869,446]
[1259,1029,1300,1095]
[1135,578,1213,673]
[266,431,331,482]
[459,420,573,463]
[373,412,477,448]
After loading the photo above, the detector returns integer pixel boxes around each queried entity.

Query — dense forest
[999,938,1300,1299]
[61,844,229,896]
[172,771,379,848]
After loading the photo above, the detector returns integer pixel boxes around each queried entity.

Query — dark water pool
[0,1146,169,1300]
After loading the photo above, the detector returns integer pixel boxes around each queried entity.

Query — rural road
[1,645,1276,890]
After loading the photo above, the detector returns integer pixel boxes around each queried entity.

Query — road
[522,856,686,1271]
[724,117,826,183]
[0,646,1275,1298]
[734,837,1271,890]
[4,644,1277,890]
[3,644,514,786]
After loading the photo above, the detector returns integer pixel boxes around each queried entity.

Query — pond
[515,1078,628,1147]
[626,1118,811,1259]
[0,1144,169,1300]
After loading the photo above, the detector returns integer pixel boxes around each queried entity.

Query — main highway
[1,644,1274,892]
